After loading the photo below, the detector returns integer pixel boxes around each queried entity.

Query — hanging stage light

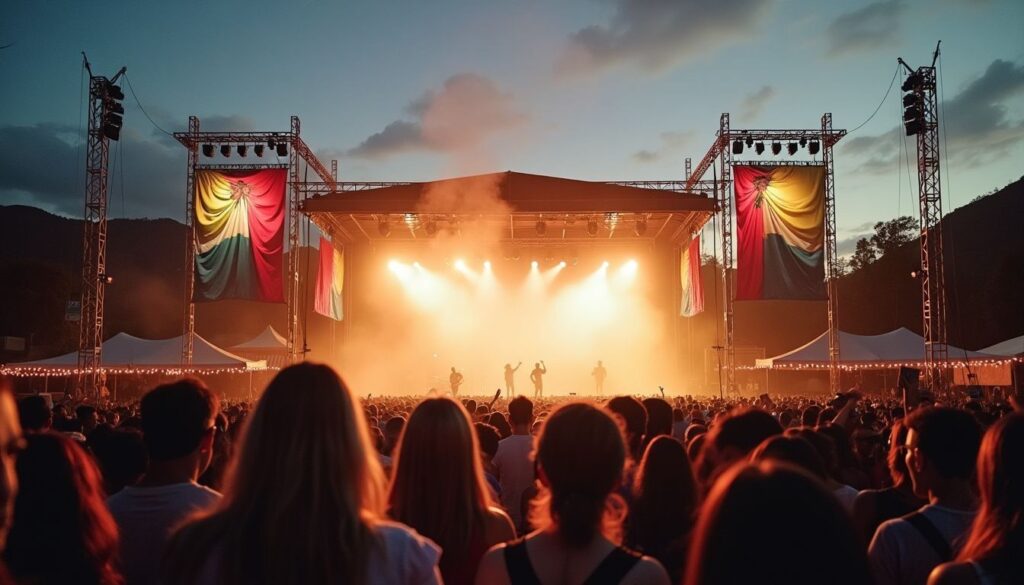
[634,218,647,236]
[202,144,214,157]
[755,142,765,155]
[799,138,807,147]
[745,137,754,147]
[268,139,276,149]
[254,144,265,157]
[378,220,391,237]
[535,220,547,235]
[808,140,820,155]
[771,142,782,155]
[237,145,248,157]
[587,219,599,236]
[276,143,288,156]
[787,142,798,156]
[732,140,743,155]
[220,145,231,157]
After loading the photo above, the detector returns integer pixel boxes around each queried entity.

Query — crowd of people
[0,364,1021,585]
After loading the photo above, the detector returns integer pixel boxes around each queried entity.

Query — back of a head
[536,402,626,548]
[642,398,673,442]
[685,462,870,585]
[17,396,50,432]
[475,422,500,460]
[607,396,647,458]
[5,433,119,584]
[174,362,384,585]
[886,421,912,484]
[711,407,783,457]
[389,397,490,553]
[786,427,841,480]
[750,435,828,481]
[508,396,534,427]
[141,378,219,461]
[633,436,699,545]
[801,406,821,427]
[904,406,982,480]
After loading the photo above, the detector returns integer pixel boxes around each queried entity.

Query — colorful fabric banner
[315,237,344,321]
[735,166,826,300]
[680,236,704,317]
[194,169,286,302]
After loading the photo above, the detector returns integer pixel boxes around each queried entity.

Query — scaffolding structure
[77,63,126,398]
[173,116,336,363]
[900,45,948,392]
[684,113,847,394]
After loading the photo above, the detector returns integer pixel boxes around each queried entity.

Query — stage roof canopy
[231,326,288,352]
[754,328,1010,369]
[302,171,714,245]
[3,333,265,374]
[980,334,1024,356]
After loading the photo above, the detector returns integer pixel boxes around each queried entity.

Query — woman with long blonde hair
[162,363,441,585]
[388,397,514,584]
[475,402,668,585]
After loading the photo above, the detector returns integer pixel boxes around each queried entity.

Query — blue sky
[1,0,1022,253]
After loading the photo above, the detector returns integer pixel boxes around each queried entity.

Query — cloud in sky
[557,0,775,77]
[631,130,694,163]
[826,1,906,58]
[348,73,527,164]
[843,59,1024,173]
[738,85,775,121]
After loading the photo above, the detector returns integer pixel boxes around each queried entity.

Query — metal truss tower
[717,114,737,394]
[822,113,841,392]
[901,45,948,392]
[77,61,125,398]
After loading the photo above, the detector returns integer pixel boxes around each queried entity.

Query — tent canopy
[980,334,1024,357]
[6,333,263,371]
[231,326,287,351]
[756,328,1005,368]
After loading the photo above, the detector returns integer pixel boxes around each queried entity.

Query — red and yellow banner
[735,166,825,300]
[680,236,704,317]
[315,237,344,321]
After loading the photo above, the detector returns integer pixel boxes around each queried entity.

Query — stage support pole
[181,116,199,365]
[717,113,737,395]
[287,116,302,362]
[823,113,842,393]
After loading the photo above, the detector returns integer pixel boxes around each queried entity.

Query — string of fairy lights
[0,366,278,377]
[736,357,1022,372]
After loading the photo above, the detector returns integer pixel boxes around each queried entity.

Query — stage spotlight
[535,220,546,235]
[202,144,214,157]
[634,218,647,237]
[787,142,798,156]
[237,145,248,157]
[425,220,438,236]
[378,220,391,237]
[745,137,754,147]
[799,138,807,147]
[531,260,539,270]
[732,140,743,155]
[771,142,782,155]
[587,219,599,236]
[276,143,288,156]
[755,142,765,155]
[220,144,231,157]
[268,139,276,149]
[808,140,820,155]
[484,260,492,271]
[254,144,265,157]
[558,261,567,268]
[602,261,610,269]
[413,261,423,270]
[99,273,114,285]
[454,259,468,272]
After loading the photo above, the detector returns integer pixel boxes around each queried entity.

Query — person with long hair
[476,402,669,585]
[388,397,515,584]
[853,421,926,541]
[4,433,122,585]
[162,363,441,585]
[929,412,1024,585]
[684,461,871,585]
[628,436,699,584]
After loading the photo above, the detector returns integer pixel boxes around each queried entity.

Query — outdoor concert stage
[302,171,714,396]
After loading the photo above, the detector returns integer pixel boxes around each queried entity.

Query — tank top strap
[503,539,543,585]
[582,546,643,585]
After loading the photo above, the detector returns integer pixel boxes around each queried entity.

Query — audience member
[492,396,536,533]
[16,395,50,432]
[641,398,673,446]
[853,421,927,540]
[476,402,669,585]
[388,397,514,585]
[606,396,648,462]
[162,363,441,584]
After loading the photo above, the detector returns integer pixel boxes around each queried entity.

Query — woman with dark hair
[929,412,1024,585]
[475,402,668,585]
[628,436,699,584]
[4,433,122,585]
[388,398,514,585]
[162,363,441,585]
[853,421,926,540]
[684,461,871,585]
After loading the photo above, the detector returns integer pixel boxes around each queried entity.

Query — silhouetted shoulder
[622,555,671,585]
[928,561,979,585]
[474,543,511,585]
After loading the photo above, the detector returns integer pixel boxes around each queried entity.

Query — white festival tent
[754,328,1009,369]
[3,332,265,374]
[231,326,288,351]
[980,334,1024,357]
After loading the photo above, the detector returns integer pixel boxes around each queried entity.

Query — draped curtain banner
[314,237,344,321]
[680,236,704,317]
[194,169,286,302]
[734,166,826,300]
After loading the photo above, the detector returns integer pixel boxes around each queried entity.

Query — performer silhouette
[530,361,547,399]
[449,366,464,397]
[591,360,607,395]
[504,362,522,397]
